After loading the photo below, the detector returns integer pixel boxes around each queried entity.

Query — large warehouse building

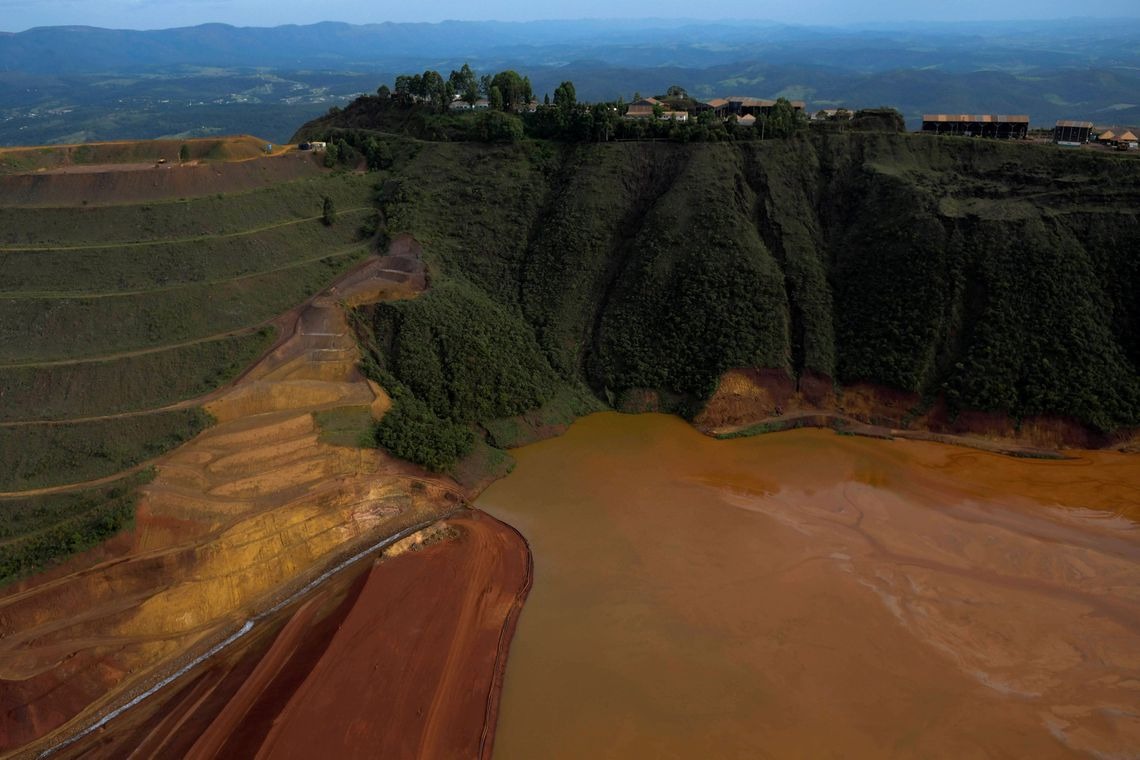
[921,114,1030,139]
[1054,120,1094,145]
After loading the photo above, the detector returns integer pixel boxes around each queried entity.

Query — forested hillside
[319,126,1140,466]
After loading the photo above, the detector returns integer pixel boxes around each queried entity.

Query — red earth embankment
[49,510,532,760]
[248,510,531,760]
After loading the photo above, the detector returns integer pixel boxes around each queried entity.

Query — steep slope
[342,130,1140,456]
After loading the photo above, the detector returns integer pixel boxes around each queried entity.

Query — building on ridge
[625,97,663,119]
[921,114,1029,139]
[1053,120,1093,146]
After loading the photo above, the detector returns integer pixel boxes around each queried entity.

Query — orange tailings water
[478,413,1140,759]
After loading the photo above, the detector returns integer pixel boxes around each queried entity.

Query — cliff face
[346,130,1140,444]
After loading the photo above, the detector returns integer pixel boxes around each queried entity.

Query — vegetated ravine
[297,122,1140,467]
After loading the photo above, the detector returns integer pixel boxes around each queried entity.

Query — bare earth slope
[0,235,525,757]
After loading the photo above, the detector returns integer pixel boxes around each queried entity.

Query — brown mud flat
[41,510,530,760]
[0,234,472,758]
[480,412,1140,759]
[0,148,322,206]
[696,367,1137,453]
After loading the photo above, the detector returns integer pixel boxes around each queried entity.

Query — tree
[377,84,391,99]
[322,195,336,226]
[490,70,530,111]
[323,142,339,168]
[420,70,448,111]
[394,75,414,104]
[449,63,479,105]
[757,98,805,139]
[178,144,189,163]
[553,81,577,111]
[666,85,688,98]
[475,111,523,143]
[489,86,504,112]
[364,137,391,171]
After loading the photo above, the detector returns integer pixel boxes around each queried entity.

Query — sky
[1,0,1138,32]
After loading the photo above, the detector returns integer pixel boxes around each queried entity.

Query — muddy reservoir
[477,413,1140,759]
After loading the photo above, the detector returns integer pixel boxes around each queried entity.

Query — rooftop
[923,114,1030,123]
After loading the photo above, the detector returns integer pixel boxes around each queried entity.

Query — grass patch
[313,405,376,448]
[0,471,153,585]
[0,328,274,421]
[0,212,372,295]
[0,409,210,491]
[0,249,366,362]
[0,172,375,246]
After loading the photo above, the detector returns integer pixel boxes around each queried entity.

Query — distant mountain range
[2,19,1138,145]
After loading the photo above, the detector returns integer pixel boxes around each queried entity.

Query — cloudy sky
[1,0,1137,31]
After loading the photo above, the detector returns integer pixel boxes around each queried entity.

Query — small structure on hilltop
[1053,120,1093,146]
[736,114,757,127]
[695,98,729,117]
[921,114,1029,139]
[1097,129,1117,143]
[723,97,806,117]
[625,97,663,118]
[1118,130,1139,150]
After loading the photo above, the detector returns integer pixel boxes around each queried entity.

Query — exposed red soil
[48,556,373,760]
[0,151,324,206]
[49,511,532,760]
[249,510,531,760]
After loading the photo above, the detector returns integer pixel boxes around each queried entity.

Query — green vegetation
[336,124,1139,444]
[0,410,209,491]
[374,387,474,472]
[360,279,563,470]
[298,88,814,146]
[0,167,380,502]
[0,251,364,362]
[0,211,372,295]
[0,329,274,422]
[371,280,560,423]
[0,472,153,585]
[0,172,374,246]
